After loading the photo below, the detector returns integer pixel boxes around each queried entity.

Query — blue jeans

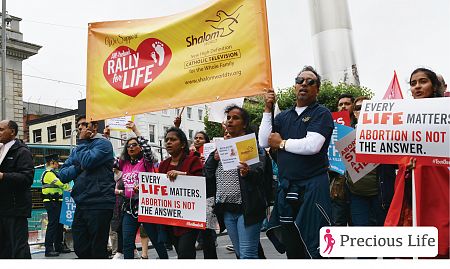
[350,193,386,226]
[223,211,261,259]
[122,213,168,259]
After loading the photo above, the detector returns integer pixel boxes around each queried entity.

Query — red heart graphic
[103,38,172,97]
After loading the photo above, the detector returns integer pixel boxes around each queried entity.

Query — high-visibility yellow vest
[41,168,70,202]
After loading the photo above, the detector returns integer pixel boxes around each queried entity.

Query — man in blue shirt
[259,66,334,258]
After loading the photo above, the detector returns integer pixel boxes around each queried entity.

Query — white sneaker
[134,249,140,259]
[112,252,124,259]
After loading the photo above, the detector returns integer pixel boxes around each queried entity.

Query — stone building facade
[1,13,41,138]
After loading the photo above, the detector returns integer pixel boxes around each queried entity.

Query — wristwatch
[279,140,286,150]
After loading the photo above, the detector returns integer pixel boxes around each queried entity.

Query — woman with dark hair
[385,67,449,258]
[158,127,203,259]
[409,67,443,98]
[190,131,210,162]
[204,105,266,259]
[115,122,168,259]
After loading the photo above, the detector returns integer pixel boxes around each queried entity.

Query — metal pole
[159,139,163,161]
[70,129,78,153]
[1,0,7,120]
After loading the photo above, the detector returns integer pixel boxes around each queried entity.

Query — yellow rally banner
[87,0,272,120]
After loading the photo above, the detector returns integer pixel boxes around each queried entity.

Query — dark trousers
[331,183,351,226]
[117,225,123,253]
[0,216,31,259]
[122,213,168,259]
[280,223,308,259]
[199,228,217,259]
[72,208,113,259]
[350,193,386,226]
[172,229,199,259]
[44,201,64,253]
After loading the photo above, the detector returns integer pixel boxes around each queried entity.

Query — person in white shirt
[259,66,334,259]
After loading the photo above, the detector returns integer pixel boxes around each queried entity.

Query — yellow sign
[86,0,272,121]
[236,137,258,162]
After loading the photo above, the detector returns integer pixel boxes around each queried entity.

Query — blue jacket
[59,134,115,210]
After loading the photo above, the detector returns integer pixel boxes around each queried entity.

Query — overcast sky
[6,0,450,109]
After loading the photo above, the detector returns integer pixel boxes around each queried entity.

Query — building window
[47,126,57,142]
[148,124,156,143]
[175,108,182,117]
[163,126,170,135]
[33,129,42,143]
[62,122,72,139]
[161,109,169,116]
[187,107,192,119]
[188,129,194,140]
[198,109,203,121]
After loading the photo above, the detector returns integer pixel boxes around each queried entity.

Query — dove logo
[186,5,244,48]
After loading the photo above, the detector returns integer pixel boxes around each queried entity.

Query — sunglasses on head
[354,105,362,111]
[295,77,316,86]
[126,143,139,149]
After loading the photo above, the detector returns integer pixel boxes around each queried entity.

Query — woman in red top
[158,127,203,259]
[385,68,449,258]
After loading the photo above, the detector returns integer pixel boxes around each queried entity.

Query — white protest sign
[138,172,206,229]
[207,98,244,123]
[106,115,135,132]
[335,130,379,183]
[356,98,450,166]
[215,133,259,171]
[202,142,216,160]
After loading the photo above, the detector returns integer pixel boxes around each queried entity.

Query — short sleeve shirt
[274,102,334,180]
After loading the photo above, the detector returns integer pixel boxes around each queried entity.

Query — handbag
[330,174,347,201]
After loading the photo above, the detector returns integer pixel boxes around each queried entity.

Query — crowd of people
[0,66,448,259]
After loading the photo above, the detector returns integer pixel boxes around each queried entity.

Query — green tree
[276,81,374,112]
[203,113,223,139]
[243,96,264,132]
[202,97,265,137]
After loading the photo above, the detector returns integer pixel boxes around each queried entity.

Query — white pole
[412,171,418,259]
[308,0,360,85]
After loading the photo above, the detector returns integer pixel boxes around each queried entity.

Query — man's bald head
[0,120,18,144]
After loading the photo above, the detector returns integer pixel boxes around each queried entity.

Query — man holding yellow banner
[87,0,271,121]
[259,66,334,259]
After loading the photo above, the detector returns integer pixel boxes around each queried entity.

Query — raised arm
[75,139,114,170]
[259,88,276,148]
[58,151,82,183]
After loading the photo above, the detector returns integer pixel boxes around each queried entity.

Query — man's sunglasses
[295,77,317,86]
[77,122,89,128]
[354,105,362,111]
